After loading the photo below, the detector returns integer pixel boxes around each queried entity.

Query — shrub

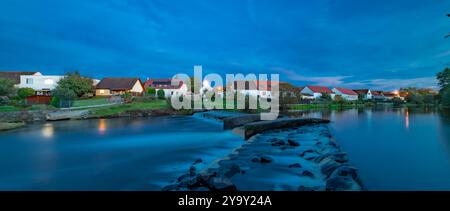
[147,88,156,96]
[17,88,35,99]
[157,89,166,99]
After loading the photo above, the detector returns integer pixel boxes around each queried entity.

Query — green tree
[423,94,435,104]
[157,89,166,99]
[440,86,450,106]
[320,93,332,101]
[52,87,77,108]
[147,87,156,96]
[406,93,424,104]
[334,95,345,105]
[57,71,94,97]
[437,67,450,89]
[392,97,404,107]
[17,88,35,99]
[0,78,16,96]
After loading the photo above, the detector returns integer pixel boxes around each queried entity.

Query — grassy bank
[0,122,25,131]
[90,100,169,117]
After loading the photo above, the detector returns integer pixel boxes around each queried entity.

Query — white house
[353,89,373,100]
[19,74,65,95]
[231,80,273,99]
[144,78,189,98]
[332,87,359,101]
[300,85,335,99]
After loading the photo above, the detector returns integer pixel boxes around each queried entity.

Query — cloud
[276,68,352,87]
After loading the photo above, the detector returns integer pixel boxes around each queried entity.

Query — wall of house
[130,81,144,93]
[19,75,65,91]
[96,89,111,96]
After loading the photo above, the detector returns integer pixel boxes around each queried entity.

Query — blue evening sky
[0,0,449,90]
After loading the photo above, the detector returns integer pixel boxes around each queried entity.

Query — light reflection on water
[289,107,450,190]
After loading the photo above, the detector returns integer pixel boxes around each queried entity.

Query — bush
[52,87,77,108]
[157,89,166,99]
[17,88,35,99]
[0,78,16,97]
[406,93,424,104]
[440,86,450,107]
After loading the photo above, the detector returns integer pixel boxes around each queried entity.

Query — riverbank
[164,111,363,191]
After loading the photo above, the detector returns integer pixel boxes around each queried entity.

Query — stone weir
[163,111,364,191]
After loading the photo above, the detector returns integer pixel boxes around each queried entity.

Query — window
[26,78,33,84]
[99,90,105,94]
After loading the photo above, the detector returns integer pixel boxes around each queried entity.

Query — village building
[332,87,358,101]
[371,91,386,101]
[96,78,144,96]
[18,73,65,96]
[353,89,373,100]
[0,71,42,86]
[299,85,335,100]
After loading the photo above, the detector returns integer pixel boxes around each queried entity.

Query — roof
[305,85,334,94]
[144,78,184,89]
[96,78,142,90]
[0,71,41,84]
[371,91,383,96]
[383,92,397,97]
[353,89,370,95]
[334,87,358,95]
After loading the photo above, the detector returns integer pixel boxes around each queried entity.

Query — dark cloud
[0,0,449,89]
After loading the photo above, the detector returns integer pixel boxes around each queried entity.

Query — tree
[147,88,156,96]
[334,95,345,105]
[392,97,404,107]
[17,88,35,99]
[57,71,94,97]
[52,87,77,108]
[436,67,450,89]
[157,89,166,99]
[0,78,16,96]
[406,93,424,104]
[440,86,450,106]
[423,94,435,104]
[320,93,332,101]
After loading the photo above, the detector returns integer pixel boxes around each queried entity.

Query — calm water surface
[291,107,450,190]
[1,108,450,190]
[0,115,242,190]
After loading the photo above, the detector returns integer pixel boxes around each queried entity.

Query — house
[332,87,358,101]
[231,80,275,99]
[371,91,385,101]
[300,85,335,99]
[18,74,65,96]
[382,92,398,100]
[353,89,373,100]
[144,78,188,97]
[0,71,42,85]
[96,78,144,96]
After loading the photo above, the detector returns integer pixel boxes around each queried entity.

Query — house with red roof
[353,89,373,100]
[299,85,335,99]
[332,87,358,101]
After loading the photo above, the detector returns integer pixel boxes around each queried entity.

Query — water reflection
[41,123,54,139]
[98,119,107,134]
[405,109,409,129]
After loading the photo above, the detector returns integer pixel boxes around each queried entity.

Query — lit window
[99,90,105,94]
[26,78,33,84]
[44,79,54,85]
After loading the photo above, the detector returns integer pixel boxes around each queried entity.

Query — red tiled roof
[144,79,184,89]
[371,91,383,96]
[96,78,142,90]
[334,87,358,95]
[353,89,370,95]
[305,85,334,94]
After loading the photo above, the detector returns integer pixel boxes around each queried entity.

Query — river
[0,108,449,190]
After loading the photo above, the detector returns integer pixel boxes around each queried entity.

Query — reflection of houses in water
[405,109,409,129]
